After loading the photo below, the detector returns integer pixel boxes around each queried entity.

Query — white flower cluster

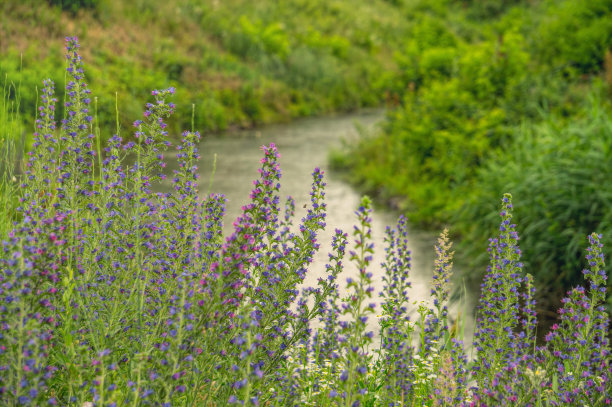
[411,350,438,385]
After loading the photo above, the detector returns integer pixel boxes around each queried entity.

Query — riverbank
[1,0,412,144]
[332,0,612,329]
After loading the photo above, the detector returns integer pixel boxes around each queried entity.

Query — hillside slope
[0,0,409,138]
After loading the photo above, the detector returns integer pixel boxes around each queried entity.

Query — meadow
[0,37,610,406]
[5,0,610,326]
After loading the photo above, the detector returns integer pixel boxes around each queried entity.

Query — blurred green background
[2,0,408,136]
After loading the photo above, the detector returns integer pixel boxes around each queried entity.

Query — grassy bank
[0,0,412,141]
[332,0,612,308]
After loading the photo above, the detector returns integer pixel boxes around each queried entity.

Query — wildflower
[545,233,610,404]
[473,194,524,401]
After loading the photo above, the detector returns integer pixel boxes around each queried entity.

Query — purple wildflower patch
[0,38,609,406]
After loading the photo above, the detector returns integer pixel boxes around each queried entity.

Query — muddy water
[163,110,475,348]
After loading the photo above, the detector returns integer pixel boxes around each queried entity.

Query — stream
[163,109,475,348]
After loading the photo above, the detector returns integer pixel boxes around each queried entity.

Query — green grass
[0,0,413,142]
[457,88,612,310]
[1,74,25,235]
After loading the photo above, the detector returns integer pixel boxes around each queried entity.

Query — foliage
[459,0,524,19]
[333,0,612,308]
[1,74,26,234]
[1,0,411,143]
[1,38,610,406]
[535,0,612,74]
[333,25,529,222]
[47,0,100,14]
[457,90,612,307]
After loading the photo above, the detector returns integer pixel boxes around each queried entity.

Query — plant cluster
[47,0,100,14]
[332,0,612,311]
[458,94,612,309]
[1,38,611,406]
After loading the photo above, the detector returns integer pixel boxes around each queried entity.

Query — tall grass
[1,73,26,237]
[458,89,612,312]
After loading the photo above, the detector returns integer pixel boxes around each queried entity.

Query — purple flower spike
[473,193,525,402]
[544,233,610,404]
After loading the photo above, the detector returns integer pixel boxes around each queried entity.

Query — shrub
[47,0,99,14]
[457,90,612,309]
[536,0,612,74]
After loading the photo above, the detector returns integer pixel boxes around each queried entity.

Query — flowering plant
[0,37,609,406]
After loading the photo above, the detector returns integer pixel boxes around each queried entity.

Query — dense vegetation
[4,0,609,317]
[1,0,409,139]
[331,0,612,308]
[0,38,609,405]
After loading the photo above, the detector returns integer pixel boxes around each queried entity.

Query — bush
[47,0,99,13]
[338,27,529,223]
[457,89,612,306]
[536,0,612,74]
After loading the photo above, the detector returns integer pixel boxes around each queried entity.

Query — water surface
[164,110,475,347]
